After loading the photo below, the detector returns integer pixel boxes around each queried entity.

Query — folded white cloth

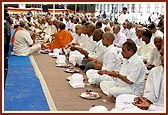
[56,55,66,64]
[69,73,84,88]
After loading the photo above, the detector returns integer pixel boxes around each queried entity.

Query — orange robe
[11,26,21,48]
[49,30,73,51]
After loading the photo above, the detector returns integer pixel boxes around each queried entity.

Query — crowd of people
[4,6,165,111]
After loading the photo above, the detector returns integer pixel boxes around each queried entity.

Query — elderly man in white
[134,25,145,49]
[86,32,121,85]
[12,20,41,56]
[99,39,146,100]
[146,36,162,70]
[148,23,163,43]
[112,46,164,111]
[68,22,97,66]
[113,24,127,49]
[126,22,137,42]
[42,19,57,42]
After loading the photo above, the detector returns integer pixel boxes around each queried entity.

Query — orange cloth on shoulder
[11,26,21,48]
[49,30,73,51]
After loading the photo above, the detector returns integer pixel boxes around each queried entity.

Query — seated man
[137,29,155,63]
[42,22,73,51]
[86,32,121,84]
[112,45,164,111]
[68,22,97,66]
[99,39,146,101]
[70,28,105,69]
[42,19,57,42]
[148,23,163,43]
[11,25,21,49]
[12,20,41,56]
[63,24,86,55]
[146,36,162,70]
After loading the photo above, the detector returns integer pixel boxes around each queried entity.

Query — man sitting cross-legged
[99,39,146,102]
[112,45,164,111]
[85,32,121,85]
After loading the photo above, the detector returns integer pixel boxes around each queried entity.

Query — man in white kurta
[68,23,97,66]
[13,21,41,56]
[86,32,121,85]
[100,39,146,97]
[113,25,127,49]
[86,44,121,84]
[137,29,156,63]
[121,22,129,37]
[148,23,163,43]
[118,7,130,25]
[69,34,97,65]
[43,19,57,42]
[134,26,144,49]
[146,36,162,70]
[112,65,164,111]
[126,22,137,42]
[147,47,161,67]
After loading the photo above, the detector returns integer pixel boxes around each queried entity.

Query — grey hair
[19,20,26,28]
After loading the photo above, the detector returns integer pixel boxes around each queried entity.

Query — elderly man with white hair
[12,20,41,56]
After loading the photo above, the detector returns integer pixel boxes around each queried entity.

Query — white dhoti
[100,81,133,97]
[86,69,114,85]
[29,43,41,55]
[111,94,142,111]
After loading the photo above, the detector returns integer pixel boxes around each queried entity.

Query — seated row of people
[11,16,164,111]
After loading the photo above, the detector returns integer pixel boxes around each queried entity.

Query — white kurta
[126,28,137,41]
[137,42,155,61]
[113,32,127,48]
[100,53,146,97]
[86,44,121,84]
[118,13,130,24]
[69,35,97,66]
[121,28,129,37]
[134,37,143,48]
[147,47,161,66]
[84,35,97,52]
[13,29,41,56]
[71,33,86,46]
[112,66,164,111]
[88,40,106,61]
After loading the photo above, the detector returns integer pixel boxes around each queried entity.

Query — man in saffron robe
[42,22,73,51]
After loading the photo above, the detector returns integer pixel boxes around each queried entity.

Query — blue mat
[4,56,50,111]
[4,29,50,111]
